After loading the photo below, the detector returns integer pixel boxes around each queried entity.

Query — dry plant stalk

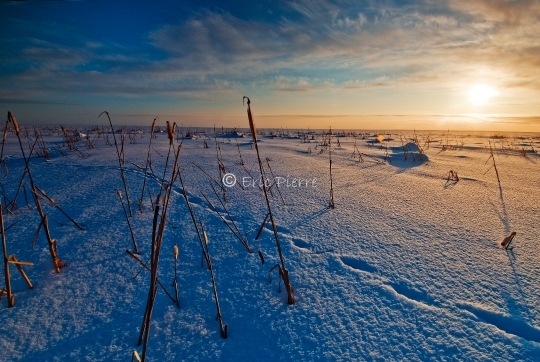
[244,96,295,305]
[125,249,176,304]
[35,186,84,230]
[177,165,210,268]
[139,118,157,212]
[139,145,181,361]
[201,191,252,253]
[1,200,34,309]
[99,111,133,217]
[117,190,140,254]
[159,121,176,196]
[1,200,14,307]
[200,221,228,339]
[0,116,10,177]
[500,231,516,250]
[131,350,142,362]
[266,158,285,205]
[173,244,179,308]
[484,141,501,187]
[8,112,62,273]
[328,129,335,209]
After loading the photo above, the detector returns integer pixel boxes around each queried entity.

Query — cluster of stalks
[7,112,65,272]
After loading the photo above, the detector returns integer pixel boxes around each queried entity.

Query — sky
[1,0,539,131]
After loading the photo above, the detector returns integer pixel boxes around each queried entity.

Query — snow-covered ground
[1,124,539,361]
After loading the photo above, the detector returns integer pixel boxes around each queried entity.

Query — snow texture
[1,127,539,361]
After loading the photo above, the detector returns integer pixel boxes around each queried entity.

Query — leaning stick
[201,192,251,252]
[266,158,286,205]
[1,200,14,307]
[137,195,161,347]
[191,162,227,190]
[208,182,247,247]
[117,190,140,254]
[486,141,501,186]
[99,111,132,217]
[255,212,270,241]
[31,220,43,249]
[158,121,176,196]
[34,186,83,230]
[8,138,38,211]
[125,249,176,304]
[8,255,33,289]
[177,167,210,268]
[243,97,294,305]
[139,118,157,212]
[200,222,228,339]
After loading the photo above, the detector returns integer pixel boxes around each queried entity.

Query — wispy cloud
[0,0,539,126]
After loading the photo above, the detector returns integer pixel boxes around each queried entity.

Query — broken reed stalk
[208,182,249,249]
[191,162,224,191]
[173,244,179,308]
[236,139,245,166]
[158,121,176,196]
[485,141,501,187]
[1,200,14,307]
[125,249,176,304]
[328,129,335,209]
[8,255,33,289]
[8,138,39,211]
[0,116,10,177]
[23,182,30,209]
[265,158,286,206]
[500,231,516,250]
[243,96,294,305]
[177,166,210,268]
[200,222,228,339]
[8,112,61,273]
[120,127,126,164]
[99,111,133,217]
[139,118,157,212]
[132,350,142,362]
[34,186,84,230]
[201,192,251,253]
[117,190,140,254]
[255,212,270,241]
[214,133,227,202]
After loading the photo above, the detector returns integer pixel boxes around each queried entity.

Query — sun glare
[468,84,497,105]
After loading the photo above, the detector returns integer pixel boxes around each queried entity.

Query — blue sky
[1,0,539,130]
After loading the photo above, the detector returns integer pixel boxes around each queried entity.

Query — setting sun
[468,84,498,105]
